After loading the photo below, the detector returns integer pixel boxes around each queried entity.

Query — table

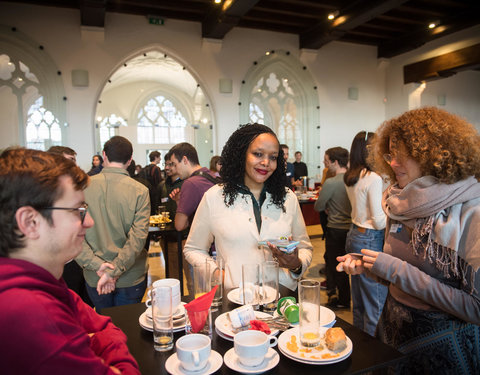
[148,223,185,295]
[299,200,320,226]
[102,286,404,375]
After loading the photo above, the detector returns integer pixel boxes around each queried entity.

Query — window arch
[136,94,188,144]
[240,50,320,175]
[0,26,66,149]
[97,114,128,148]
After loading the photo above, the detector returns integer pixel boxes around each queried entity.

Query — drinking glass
[261,260,279,313]
[241,263,260,308]
[298,279,321,347]
[209,256,224,310]
[193,262,209,299]
[152,286,173,351]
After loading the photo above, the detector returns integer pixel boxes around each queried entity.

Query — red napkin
[184,285,218,333]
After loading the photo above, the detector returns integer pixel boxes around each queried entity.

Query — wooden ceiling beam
[202,0,260,39]
[299,0,408,49]
[378,7,480,58]
[80,0,106,27]
[403,43,480,83]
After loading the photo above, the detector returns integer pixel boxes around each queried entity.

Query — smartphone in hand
[258,239,300,254]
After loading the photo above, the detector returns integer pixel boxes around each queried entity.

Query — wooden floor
[145,224,353,325]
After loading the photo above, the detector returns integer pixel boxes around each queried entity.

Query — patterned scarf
[383,176,480,294]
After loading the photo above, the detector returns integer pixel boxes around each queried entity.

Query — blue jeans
[346,225,388,336]
[86,278,147,312]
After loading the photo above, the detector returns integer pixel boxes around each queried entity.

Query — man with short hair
[169,142,217,232]
[293,151,308,182]
[161,151,184,218]
[0,148,140,374]
[76,136,150,310]
[47,145,92,306]
[280,144,294,189]
[47,145,77,163]
[315,147,352,309]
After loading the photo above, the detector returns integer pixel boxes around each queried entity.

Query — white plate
[273,305,336,328]
[146,302,186,321]
[165,350,223,375]
[227,286,278,305]
[139,311,186,333]
[223,347,279,374]
[277,327,352,365]
[214,311,279,340]
[215,327,233,341]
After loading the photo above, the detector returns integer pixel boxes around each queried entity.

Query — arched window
[98,114,128,148]
[137,95,187,144]
[0,26,66,149]
[240,50,320,175]
[26,97,61,150]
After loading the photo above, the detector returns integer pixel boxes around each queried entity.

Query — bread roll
[325,327,347,351]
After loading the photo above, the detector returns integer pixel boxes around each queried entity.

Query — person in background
[344,131,387,335]
[87,154,103,176]
[169,143,218,232]
[161,151,184,218]
[47,145,92,306]
[280,144,294,189]
[76,136,150,311]
[47,145,77,163]
[0,148,140,374]
[293,151,308,182]
[315,147,351,309]
[184,124,312,290]
[169,142,218,294]
[337,107,480,373]
[209,155,222,178]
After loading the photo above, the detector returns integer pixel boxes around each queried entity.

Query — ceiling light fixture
[328,10,339,20]
[429,20,440,29]
[214,0,221,4]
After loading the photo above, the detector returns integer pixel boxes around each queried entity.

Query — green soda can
[277,296,299,323]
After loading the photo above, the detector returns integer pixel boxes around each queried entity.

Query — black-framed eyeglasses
[40,203,88,224]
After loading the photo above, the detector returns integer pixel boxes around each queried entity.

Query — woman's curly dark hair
[368,106,480,184]
[220,123,287,209]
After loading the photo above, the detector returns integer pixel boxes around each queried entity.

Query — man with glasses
[161,150,184,218]
[76,136,150,310]
[0,148,140,374]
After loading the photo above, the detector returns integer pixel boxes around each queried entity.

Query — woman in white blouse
[183,123,312,290]
[344,131,388,335]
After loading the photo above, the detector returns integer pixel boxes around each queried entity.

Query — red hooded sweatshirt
[0,258,140,375]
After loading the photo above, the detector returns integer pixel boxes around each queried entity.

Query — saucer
[215,311,279,340]
[223,347,279,374]
[165,350,223,375]
[227,286,278,305]
[139,311,186,333]
[273,305,336,328]
[146,302,186,321]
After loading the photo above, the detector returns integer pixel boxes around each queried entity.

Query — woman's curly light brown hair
[368,107,480,184]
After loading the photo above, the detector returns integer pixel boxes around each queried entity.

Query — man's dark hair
[103,136,133,164]
[164,150,172,162]
[326,147,349,168]
[0,148,88,257]
[47,146,77,157]
[149,151,160,162]
[170,143,199,166]
[295,151,302,156]
[280,144,289,150]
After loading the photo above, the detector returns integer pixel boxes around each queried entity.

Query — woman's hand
[336,249,379,275]
[269,244,302,271]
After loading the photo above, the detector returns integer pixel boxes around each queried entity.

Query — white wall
[1,2,479,172]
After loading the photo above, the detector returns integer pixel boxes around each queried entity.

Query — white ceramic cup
[145,279,180,310]
[176,334,211,372]
[234,330,278,367]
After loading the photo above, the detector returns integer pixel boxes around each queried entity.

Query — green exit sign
[148,16,164,25]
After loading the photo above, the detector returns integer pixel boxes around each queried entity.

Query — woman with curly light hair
[184,123,312,291]
[337,107,480,373]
